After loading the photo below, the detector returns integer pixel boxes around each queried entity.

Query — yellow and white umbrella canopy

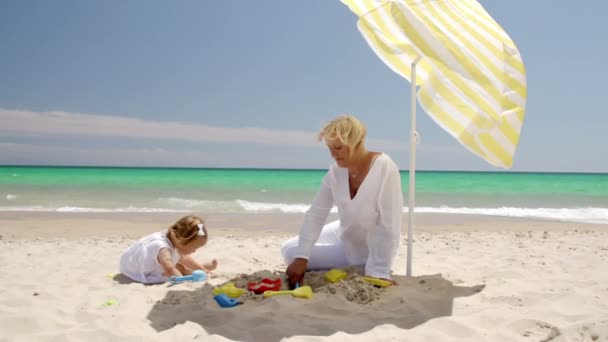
[341,0,527,168]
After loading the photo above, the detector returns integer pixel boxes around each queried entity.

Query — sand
[1,213,607,341]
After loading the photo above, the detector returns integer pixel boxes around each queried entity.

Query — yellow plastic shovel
[262,285,313,299]
[362,277,393,288]
[213,283,245,298]
[324,269,348,283]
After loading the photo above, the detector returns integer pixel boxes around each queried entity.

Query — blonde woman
[282,115,403,287]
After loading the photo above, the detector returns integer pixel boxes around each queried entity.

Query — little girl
[120,215,218,284]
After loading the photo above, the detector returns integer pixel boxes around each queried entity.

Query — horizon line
[1,164,606,175]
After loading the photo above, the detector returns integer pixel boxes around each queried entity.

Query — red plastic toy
[247,278,282,294]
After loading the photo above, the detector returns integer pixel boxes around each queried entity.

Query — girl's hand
[203,259,218,272]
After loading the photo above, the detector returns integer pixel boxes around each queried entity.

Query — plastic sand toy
[247,278,282,295]
[102,299,118,306]
[262,285,313,299]
[168,270,207,285]
[362,277,393,288]
[213,294,241,308]
[213,283,244,298]
[324,269,348,283]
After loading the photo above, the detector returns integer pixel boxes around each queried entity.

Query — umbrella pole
[407,56,421,277]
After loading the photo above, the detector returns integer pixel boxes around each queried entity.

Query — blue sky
[1,1,606,172]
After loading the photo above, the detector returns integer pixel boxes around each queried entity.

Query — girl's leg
[176,262,193,275]
[281,220,349,270]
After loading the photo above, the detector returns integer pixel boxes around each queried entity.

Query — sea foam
[0,201,606,224]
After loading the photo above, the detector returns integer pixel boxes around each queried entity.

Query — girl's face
[326,138,352,168]
[177,235,207,255]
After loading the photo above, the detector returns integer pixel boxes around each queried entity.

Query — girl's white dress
[120,231,181,283]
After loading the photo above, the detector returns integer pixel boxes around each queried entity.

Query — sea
[1,166,607,224]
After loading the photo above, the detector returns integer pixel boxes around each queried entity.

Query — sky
[1,1,607,172]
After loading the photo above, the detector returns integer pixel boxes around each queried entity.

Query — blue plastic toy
[168,270,207,285]
[213,294,241,308]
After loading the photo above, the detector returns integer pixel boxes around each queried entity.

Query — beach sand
[1,213,607,341]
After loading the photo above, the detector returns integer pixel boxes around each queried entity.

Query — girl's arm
[178,254,218,273]
[158,247,182,277]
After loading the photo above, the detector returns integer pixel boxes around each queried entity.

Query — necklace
[349,164,368,180]
[349,152,380,181]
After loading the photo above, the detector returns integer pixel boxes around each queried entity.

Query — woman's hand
[286,258,308,288]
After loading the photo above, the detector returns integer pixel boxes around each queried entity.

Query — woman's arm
[365,161,403,279]
[286,171,335,287]
[293,172,335,259]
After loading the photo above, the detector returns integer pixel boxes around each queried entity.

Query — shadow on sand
[147,272,484,341]
[112,273,136,285]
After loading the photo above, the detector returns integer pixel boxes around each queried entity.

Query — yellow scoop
[262,285,313,299]
[213,283,245,298]
[362,277,393,288]
[324,269,347,283]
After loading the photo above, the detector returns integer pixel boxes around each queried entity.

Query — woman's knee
[281,236,298,264]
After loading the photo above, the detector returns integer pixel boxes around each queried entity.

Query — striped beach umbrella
[340,0,527,275]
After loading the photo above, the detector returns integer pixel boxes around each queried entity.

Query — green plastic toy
[102,299,118,306]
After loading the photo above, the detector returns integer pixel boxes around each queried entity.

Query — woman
[282,115,403,287]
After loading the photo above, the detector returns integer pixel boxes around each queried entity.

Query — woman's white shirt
[294,153,403,279]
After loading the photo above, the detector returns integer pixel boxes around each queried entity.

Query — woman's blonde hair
[167,215,207,246]
[318,115,367,149]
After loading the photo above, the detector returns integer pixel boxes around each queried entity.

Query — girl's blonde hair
[318,115,367,150]
[167,215,207,246]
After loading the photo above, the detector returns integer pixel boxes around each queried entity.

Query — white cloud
[0,108,318,146]
[0,141,331,168]
[0,108,407,150]
[2,108,492,168]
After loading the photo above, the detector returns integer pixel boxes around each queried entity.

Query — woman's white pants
[281,220,354,270]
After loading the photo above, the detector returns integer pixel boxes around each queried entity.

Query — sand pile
[214,267,386,305]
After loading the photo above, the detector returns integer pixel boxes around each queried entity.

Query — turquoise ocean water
[1,166,607,224]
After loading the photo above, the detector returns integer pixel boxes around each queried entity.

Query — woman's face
[326,138,352,168]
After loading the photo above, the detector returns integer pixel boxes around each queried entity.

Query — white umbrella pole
[407,56,421,277]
